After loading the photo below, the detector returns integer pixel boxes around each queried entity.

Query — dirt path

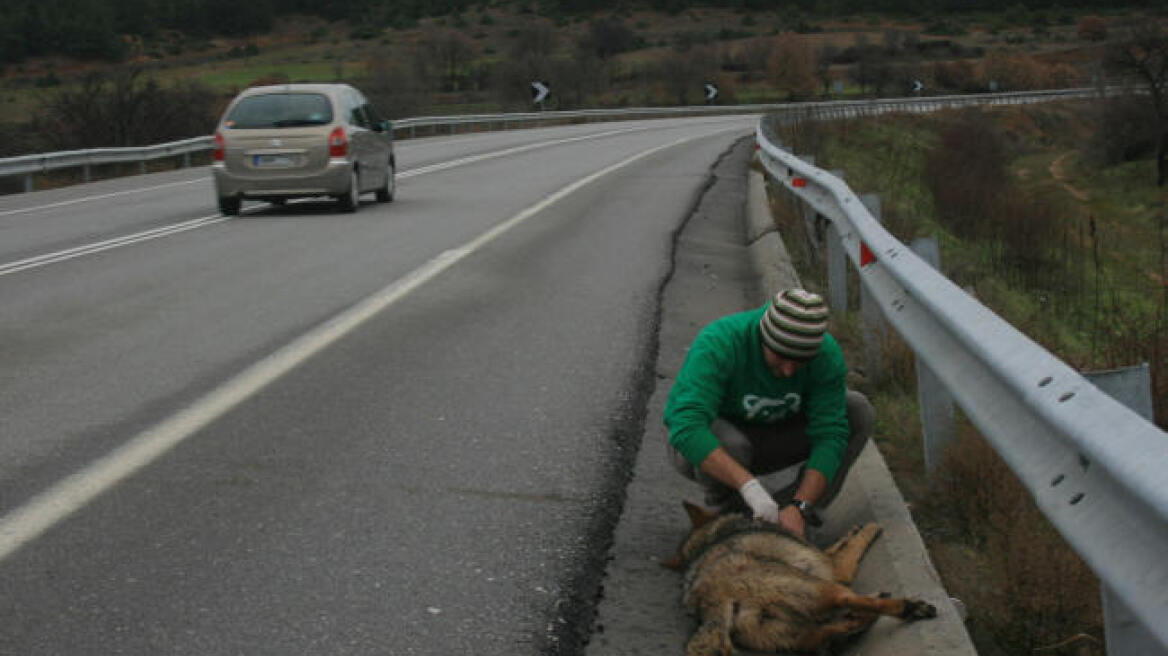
[1050,152,1090,202]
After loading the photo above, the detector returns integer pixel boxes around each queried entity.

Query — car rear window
[223,93,334,129]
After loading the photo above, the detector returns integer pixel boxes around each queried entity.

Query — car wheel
[218,196,240,216]
[337,170,359,213]
[376,161,395,203]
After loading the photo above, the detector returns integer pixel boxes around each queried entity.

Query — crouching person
[665,289,873,539]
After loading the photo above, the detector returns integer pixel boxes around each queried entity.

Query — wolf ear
[682,500,718,529]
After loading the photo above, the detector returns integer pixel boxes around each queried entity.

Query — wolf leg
[790,613,881,652]
[686,601,735,656]
[828,587,937,620]
[822,524,862,556]
[826,522,882,583]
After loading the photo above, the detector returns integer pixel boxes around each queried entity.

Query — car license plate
[253,154,294,167]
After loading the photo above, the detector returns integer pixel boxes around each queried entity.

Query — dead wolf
[663,502,937,655]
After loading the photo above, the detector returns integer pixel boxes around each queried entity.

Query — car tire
[375,161,395,203]
[218,196,240,216]
[337,170,359,213]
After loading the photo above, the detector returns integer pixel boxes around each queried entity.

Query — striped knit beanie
[759,289,829,361]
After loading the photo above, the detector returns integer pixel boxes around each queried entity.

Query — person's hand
[737,478,779,523]
[777,504,806,539]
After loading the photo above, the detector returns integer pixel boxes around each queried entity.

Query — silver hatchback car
[211,83,395,215]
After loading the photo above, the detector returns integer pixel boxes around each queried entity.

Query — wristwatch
[789,499,823,527]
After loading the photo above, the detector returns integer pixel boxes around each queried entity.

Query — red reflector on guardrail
[860,242,876,267]
[791,178,807,187]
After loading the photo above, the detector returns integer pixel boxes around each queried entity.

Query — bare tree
[816,44,838,97]
[883,28,903,55]
[510,23,557,60]
[365,49,430,118]
[554,48,610,109]
[582,18,639,60]
[424,30,475,92]
[768,35,817,100]
[33,68,215,150]
[660,47,713,106]
[1106,21,1168,185]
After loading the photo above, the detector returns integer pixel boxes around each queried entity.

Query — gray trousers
[669,390,874,511]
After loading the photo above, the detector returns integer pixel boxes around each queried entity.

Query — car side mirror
[375,120,391,133]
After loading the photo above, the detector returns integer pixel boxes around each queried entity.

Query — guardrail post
[1083,364,1167,656]
[83,163,91,184]
[139,161,146,175]
[859,193,887,383]
[796,155,821,265]
[826,169,849,313]
[911,236,956,473]
[183,153,191,168]
[24,173,34,193]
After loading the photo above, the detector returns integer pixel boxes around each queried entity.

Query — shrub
[925,112,1008,240]
[583,18,640,59]
[1077,15,1108,42]
[766,35,817,100]
[1086,96,1156,166]
[30,69,217,150]
[350,24,380,40]
[930,428,1103,654]
[932,60,984,94]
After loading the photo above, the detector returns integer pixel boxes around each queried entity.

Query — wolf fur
[662,502,936,655]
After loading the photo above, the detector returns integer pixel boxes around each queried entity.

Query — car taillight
[328,127,348,157]
[212,132,225,162]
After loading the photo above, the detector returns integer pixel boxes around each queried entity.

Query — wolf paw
[900,599,938,621]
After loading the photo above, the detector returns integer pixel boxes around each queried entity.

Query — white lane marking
[0,126,649,278]
[0,125,647,219]
[398,126,644,178]
[0,128,732,562]
[0,179,205,218]
[0,215,228,277]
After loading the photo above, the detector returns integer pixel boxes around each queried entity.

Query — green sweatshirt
[664,304,850,482]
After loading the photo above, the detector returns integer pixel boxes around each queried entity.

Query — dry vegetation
[767,99,1166,655]
[0,6,1137,157]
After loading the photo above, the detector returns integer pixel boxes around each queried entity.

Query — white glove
[738,478,779,522]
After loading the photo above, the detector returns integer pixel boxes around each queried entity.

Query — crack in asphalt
[541,134,751,656]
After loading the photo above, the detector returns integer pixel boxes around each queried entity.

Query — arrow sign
[704,83,718,103]
[531,81,549,105]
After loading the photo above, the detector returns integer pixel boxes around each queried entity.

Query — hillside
[0,3,1141,158]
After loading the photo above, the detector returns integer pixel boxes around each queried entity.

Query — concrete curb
[743,166,976,654]
[745,168,801,297]
[585,140,977,656]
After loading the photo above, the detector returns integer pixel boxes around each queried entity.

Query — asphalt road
[0,116,758,654]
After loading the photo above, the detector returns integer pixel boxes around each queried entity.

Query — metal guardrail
[0,137,214,192]
[754,113,1168,651]
[0,88,1100,193]
[394,87,1099,133]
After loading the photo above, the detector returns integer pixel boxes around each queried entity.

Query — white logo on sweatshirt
[742,393,802,421]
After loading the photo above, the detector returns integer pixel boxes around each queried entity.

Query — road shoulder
[585,136,977,655]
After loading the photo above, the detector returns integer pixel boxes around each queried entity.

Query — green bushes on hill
[2,0,1165,64]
